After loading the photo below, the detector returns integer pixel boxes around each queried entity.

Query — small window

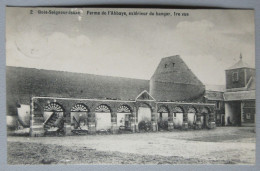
[246,113,251,120]
[232,72,239,82]
[174,113,176,117]
[172,63,175,67]
[165,64,168,68]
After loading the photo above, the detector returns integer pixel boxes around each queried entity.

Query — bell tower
[225,53,255,91]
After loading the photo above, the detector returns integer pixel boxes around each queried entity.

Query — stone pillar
[30,99,44,137]
[208,111,216,129]
[182,112,188,130]
[151,112,158,132]
[195,113,202,129]
[64,123,72,135]
[134,107,139,132]
[64,114,71,135]
[241,101,244,125]
[111,112,118,134]
[168,113,174,131]
[130,113,136,133]
[88,112,96,134]
[30,124,45,137]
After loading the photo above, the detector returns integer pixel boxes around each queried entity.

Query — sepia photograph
[5,7,256,165]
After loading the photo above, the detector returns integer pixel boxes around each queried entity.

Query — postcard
[6,7,255,165]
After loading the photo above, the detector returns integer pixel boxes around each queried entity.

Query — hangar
[6,55,216,136]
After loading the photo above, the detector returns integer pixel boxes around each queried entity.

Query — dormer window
[232,72,239,82]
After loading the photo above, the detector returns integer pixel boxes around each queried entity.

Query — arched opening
[43,102,64,135]
[201,107,210,129]
[95,104,111,132]
[117,105,132,131]
[71,103,88,134]
[157,106,169,130]
[173,106,184,129]
[137,103,152,132]
[137,103,152,123]
[188,107,197,128]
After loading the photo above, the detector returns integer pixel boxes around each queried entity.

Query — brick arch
[187,106,198,113]
[117,104,132,113]
[173,106,184,113]
[157,105,170,124]
[95,104,112,113]
[92,102,114,112]
[187,106,198,127]
[137,102,153,111]
[94,104,113,132]
[136,102,153,123]
[71,103,89,112]
[44,102,64,112]
[114,102,134,112]
[157,105,170,113]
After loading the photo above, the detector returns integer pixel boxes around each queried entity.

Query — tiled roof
[205,90,224,101]
[6,66,149,115]
[150,55,205,102]
[151,55,203,85]
[227,54,254,70]
[224,90,255,101]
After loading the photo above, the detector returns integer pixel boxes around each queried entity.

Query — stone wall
[29,97,216,137]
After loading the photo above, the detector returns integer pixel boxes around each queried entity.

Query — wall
[226,68,246,89]
[242,100,255,126]
[225,101,241,126]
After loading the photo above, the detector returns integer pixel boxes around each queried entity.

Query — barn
[6,55,216,136]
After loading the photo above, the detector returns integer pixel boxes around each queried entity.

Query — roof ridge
[6,65,149,81]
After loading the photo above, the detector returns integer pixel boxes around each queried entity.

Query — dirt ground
[7,127,255,165]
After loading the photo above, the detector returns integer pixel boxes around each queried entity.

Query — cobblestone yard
[7,127,255,165]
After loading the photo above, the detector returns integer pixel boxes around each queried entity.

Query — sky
[6,8,255,85]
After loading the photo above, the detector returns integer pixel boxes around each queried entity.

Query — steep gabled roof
[151,55,203,85]
[149,55,205,102]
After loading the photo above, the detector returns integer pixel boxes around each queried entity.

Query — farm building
[203,54,256,127]
[6,55,216,136]
[223,54,256,127]
[204,88,225,126]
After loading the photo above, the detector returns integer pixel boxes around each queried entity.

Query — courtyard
[7,127,255,165]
